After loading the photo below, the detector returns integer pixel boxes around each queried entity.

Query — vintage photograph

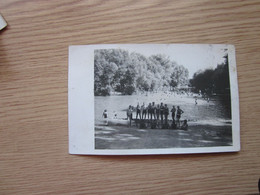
[94,45,236,150]
[69,44,240,155]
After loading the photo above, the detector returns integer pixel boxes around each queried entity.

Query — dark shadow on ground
[95,124,232,150]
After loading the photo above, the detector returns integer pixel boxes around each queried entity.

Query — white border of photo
[0,14,7,30]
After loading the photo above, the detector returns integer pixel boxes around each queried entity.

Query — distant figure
[176,106,184,128]
[113,111,117,119]
[136,103,141,119]
[181,120,188,130]
[195,98,198,105]
[141,103,147,119]
[152,102,156,119]
[164,104,169,123]
[155,104,160,120]
[127,105,133,126]
[160,102,164,122]
[176,106,184,121]
[148,103,152,119]
[102,109,108,126]
[171,106,176,121]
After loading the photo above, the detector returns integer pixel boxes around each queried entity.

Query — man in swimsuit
[160,102,164,122]
[127,105,133,126]
[147,103,152,120]
[155,104,160,120]
[141,103,147,119]
[151,102,156,119]
[136,103,141,119]
[176,106,184,128]
[171,105,176,121]
[164,104,169,124]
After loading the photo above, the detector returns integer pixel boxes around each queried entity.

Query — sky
[112,44,228,78]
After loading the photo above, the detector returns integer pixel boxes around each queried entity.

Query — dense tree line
[190,55,230,95]
[94,49,189,96]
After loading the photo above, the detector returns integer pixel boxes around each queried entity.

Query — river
[95,92,231,126]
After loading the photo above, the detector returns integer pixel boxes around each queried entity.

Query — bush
[122,85,135,95]
[94,86,110,96]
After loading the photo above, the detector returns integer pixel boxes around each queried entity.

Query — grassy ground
[95,123,232,149]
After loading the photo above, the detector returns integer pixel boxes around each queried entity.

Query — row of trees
[190,55,230,95]
[94,49,189,96]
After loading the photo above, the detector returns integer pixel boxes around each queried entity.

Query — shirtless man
[136,103,141,119]
[141,103,147,119]
[164,104,169,123]
[160,102,164,122]
[176,106,184,127]
[171,106,176,121]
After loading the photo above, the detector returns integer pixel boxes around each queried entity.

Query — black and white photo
[69,44,240,155]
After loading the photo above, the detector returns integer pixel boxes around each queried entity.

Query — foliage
[190,54,230,95]
[94,49,189,96]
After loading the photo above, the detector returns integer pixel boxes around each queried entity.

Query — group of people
[126,102,187,129]
[127,102,184,122]
[102,102,187,130]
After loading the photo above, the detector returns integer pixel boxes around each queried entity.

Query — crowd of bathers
[126,102,188,130]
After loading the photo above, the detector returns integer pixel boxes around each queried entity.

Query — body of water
[95,92,231,127]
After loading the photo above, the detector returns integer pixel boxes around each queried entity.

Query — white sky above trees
[113,44,228,79]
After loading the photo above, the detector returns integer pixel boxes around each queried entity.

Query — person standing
[141,103,147,119]
[176,106,184,127]
[147,103,152,120]
[151,102,156,119]
[164,104,169,123]
[102,109,108,126]
[127,105,133,126]
[171,106,176,121]
[160,102,164,122]
[176,106,184,120]
[155,104,160,120]
[136,103,141,119]
[126,105,131,119]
